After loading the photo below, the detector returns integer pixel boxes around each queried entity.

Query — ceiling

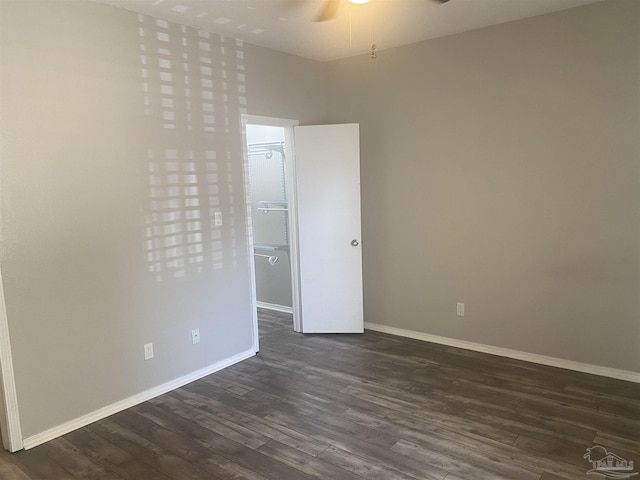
[94,0,607,61]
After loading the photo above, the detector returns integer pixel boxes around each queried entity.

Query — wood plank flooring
[1,308,639,479]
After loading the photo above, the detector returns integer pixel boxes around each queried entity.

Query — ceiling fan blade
[315,0,340,22]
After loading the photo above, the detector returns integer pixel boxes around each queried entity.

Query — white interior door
[293,124,363,333]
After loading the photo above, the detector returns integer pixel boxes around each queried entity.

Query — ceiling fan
[314,0,451,22]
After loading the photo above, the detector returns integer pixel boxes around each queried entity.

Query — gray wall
[244,43,329,125]
[0,0,326,439]
[327,0,640,372]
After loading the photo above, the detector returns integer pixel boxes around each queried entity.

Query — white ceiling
[94,0,607,61]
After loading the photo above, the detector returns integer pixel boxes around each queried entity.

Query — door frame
[0,268,23,451]
[241,115,302,349]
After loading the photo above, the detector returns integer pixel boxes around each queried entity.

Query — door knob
[351,239,359,247]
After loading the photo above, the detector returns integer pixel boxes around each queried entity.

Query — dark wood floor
[1,309,639,479]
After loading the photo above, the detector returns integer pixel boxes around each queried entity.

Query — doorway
[246,124,293,313]
[242,116,364,343]
[242,115,301,346]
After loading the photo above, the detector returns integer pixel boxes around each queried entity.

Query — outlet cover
[192,328,201,344]
[456,302,465,317]
[144,342,154,360]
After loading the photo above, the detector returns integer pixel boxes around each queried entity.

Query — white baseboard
[365,322,640,384]
[22,348,256,450]
[256,301,293,314]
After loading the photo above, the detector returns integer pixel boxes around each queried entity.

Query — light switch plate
[144,342,154,360]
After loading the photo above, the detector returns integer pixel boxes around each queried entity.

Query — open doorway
[242,115,301,343]
[242,116,364,341]
[246,124,292,313]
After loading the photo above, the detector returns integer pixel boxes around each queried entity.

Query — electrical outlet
[456,302,465,317]
[214,211,223,226]
[192,328,200,344]
[144,342,154,360]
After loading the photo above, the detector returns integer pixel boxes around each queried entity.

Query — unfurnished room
[0,0,638,478]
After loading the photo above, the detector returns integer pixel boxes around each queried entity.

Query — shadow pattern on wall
[137,15,247,282]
